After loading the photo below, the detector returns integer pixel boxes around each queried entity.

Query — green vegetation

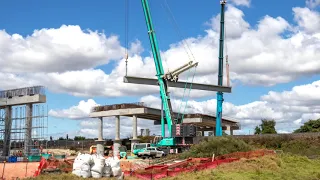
[136,135,154,143]
[241,135,320,157]
[74,136,86,140]
[180,136,252,158]
[254,119,277,134]
[163,154,320,180]
[280,139,320,157]
[294,119,320,133]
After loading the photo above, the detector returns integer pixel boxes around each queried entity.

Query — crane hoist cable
[181,65,197,121]
[161,0,196,62]
[125,0,129,76]
[160,0,198,122]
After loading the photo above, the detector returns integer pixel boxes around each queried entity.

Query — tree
[74,136,86,140]
[58,137,65,140]
[254,119,277,134]
[294,119,320,133]
[254,126,261,134]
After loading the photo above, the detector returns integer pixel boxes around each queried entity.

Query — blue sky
[0,0,320,138]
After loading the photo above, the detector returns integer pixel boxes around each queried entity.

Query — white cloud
[0,25,124,73]
[229,0,251,7]
[293,7,320,34]
[306,0,320,8]
[51,80,320,137]
[0,4,320,98]
[211,5,250,39]
[261,80,320,106]
[49,99,99,119]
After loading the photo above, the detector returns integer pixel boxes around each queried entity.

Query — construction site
[0,0,320,179]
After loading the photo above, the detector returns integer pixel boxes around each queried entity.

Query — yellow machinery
[90,145,111,155]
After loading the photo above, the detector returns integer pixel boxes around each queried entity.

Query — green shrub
[180,136,253,158]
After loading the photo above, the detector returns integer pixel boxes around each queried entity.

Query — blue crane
[216,0,227,136]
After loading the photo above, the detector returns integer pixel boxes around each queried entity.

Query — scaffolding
[0,104,48,157]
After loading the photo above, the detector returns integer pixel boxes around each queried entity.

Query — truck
[132,143,152,156]
[137,147,166,159]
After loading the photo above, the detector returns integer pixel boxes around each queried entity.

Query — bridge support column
[25,104,33,156]
[96,117,105,156]
[130,115,139,156]
[113,115,121,158]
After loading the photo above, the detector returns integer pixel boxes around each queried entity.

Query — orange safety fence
[125,149,276,179]
[125,158,239,179]
[34,157,74,177]
[34,149,276,179]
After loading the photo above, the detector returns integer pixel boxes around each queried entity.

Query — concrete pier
[113,115,121,158]
[96,117,104,156]
[132,115,138,140]
[24,104,33,155]
[130,115,139,155]
[3,106,12,156]
[227,125,234,135]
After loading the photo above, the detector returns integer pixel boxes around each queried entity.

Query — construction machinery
[215,0,227,137]
[89,145,111,156]
[139,0,199,148]
[124,0,230,150]
[119,146,127,159]
[132,143,152,156]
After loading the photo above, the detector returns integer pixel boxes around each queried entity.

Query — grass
[32,154,320,180]
[163,154,320,180]
[30,136,320,179]
[179,136,252,158]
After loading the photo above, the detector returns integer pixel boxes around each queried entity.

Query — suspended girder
[123,76,232,93]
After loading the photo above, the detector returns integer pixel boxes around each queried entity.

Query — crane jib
[141,0,173,137]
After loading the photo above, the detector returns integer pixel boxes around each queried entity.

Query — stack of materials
[72,152,123,179]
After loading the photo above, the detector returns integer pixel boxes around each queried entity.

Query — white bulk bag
[112,167,122,177]
[103,165,112,177]
[91,171,102,178]
[82,154,94,164]
[108,157,122,177]
[80,162,91,178]
[72,169,81,177]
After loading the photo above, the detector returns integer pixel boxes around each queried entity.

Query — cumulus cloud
[49,99,99,119]
[293,7,320,34]
[261,80,320,106]
[50,80,320,137]
[0,25,125,73]
[306,0,320,8]
[229,0,251,7]
[0,5,319,98]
